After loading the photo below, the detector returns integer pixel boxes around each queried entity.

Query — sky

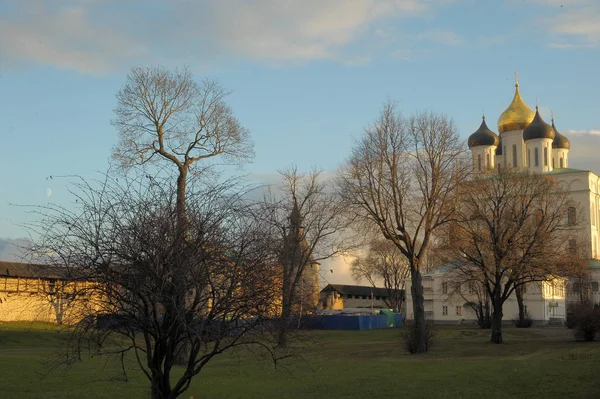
[1,0,600,284]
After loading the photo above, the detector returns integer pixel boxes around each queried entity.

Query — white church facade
[404,77,600,324]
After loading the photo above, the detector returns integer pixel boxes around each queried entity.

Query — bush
[571,302,600,342]
[565,304,577,329]
[512,311,533,328]
[401,322,436,354]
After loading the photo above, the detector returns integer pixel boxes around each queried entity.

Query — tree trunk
[490,298,503,344]
[515,285,525,323]
[150,372,169,399]
[410,267,427,353]
[277,299,292,348]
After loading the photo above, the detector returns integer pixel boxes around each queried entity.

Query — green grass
[1,324,599,398]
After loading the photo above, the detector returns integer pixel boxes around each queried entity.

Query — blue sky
[1,0,600,281]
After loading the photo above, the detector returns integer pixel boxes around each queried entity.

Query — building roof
[321,284,404,297]
[497,82,535,134]
[468,117,499,148]
[523,107,555,142]
[589,260,600,270]
[551,119,570,150]
[545,167,589,175]
[0,261,75,280]
[423,261,461,276]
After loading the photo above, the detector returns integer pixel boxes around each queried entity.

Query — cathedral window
[552,158,555,168]
[568,207,577,226]
[512,144,517,167]
[478,154,481,171]
[503,146,507,167]
[527,149,531,168]
[486,153,490,169]
[534,148,539,167]
[560,157,564,168]
[544,147,548,167]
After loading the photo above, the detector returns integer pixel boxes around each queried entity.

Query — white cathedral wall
[499,130,525,168]
[471,146,496,173]
[404,276,564,323]
[552,149,569,169]
[525,138,554,172]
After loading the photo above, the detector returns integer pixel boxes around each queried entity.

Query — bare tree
[28,174,279,399]
[112,65,253,364]
[351,239,408,313]
[450,168,573,343]
[259,166,350,347]
[112,65,253,225]
[336,102,467,353]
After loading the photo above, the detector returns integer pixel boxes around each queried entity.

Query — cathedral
[406,76,600,324]
[466,75,600,306]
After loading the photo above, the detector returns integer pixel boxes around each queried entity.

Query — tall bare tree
[112,65,253,363]
[450,168,573,343]
[336,102,467,353]
[112,65,253,226]
[351,239,408,313]
[28,174,279,399]
[259,166,350,347]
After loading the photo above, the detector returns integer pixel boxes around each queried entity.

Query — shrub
[512,311,533,328]
[565,304,577,329]
[401,322,436,354]
[571,302,600,342]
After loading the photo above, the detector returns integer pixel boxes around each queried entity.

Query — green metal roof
[545,168,589,175]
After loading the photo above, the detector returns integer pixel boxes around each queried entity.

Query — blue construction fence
[304,312,403,330]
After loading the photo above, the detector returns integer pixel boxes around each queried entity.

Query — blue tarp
[305,313,402,330]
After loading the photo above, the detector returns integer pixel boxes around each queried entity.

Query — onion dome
[468,116,499,148]
[497,78,535,134]
[551,117,570,150]
[523,106,555,141]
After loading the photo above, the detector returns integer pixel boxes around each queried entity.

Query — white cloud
[0,3,146,74]
[0,0,457,74]
[548,7,600,44]
[566,129,600,136]
[563,129,600,172]
[526,0,600,48]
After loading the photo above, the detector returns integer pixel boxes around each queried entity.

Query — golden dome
[497,78,535,134]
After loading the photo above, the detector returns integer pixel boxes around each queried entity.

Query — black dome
[468,117,499,148]
[551,120,570,150]
[496,137,503,155]
[523,107,555,141]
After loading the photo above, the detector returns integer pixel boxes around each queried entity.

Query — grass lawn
[0,322,599,398]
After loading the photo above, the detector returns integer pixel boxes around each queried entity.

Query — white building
[404,76,600,324]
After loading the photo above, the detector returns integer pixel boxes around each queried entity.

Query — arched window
[568,207,577,226]
[486,153,490,169]
[560,157,564,168]
[552,158,555,168]
[544,147,548,167]
[478,154,482,171]
[503,146,507,167]
[527,149,531,168]
[535,148,539,167]
[512,144,517,166]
